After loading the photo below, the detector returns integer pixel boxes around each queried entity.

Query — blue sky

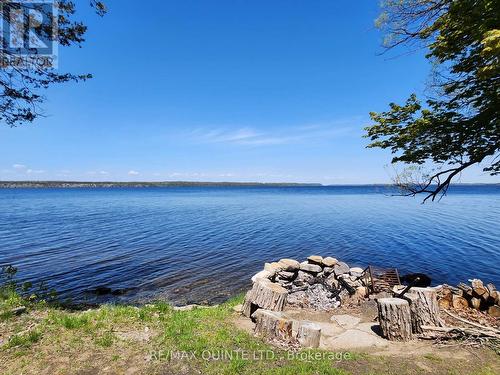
[0,0,497,184]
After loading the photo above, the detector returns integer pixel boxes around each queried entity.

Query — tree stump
[377,298,413,341]
[253,309,293,340]
[242,280,288,318]
[406,287,441,333]
[296,321,321,348]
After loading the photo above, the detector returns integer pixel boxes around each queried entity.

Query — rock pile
[247,255,368,313]
[437,279,500,317]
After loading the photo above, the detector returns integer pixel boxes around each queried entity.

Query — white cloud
[10,164,45,175]
[191,128,261,144]
[128,170,140,176]
[168,172,207,178]
[86,170,109,176]
[189,118,362,146]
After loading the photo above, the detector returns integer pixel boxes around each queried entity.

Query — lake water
[0,185,498,305]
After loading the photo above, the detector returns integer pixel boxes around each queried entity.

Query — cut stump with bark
[253,309,293,340]
[406,287,441,333]
[377,298,413,341]
[243,280,288,318]
[296,321,321,348]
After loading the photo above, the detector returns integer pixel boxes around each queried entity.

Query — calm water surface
[0,185,498,305]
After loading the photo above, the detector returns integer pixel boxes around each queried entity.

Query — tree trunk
[296,321,321,348]
[377,298,413,341]
[406,287,441,333]
[253,309,293,340]
[243,280,288,318]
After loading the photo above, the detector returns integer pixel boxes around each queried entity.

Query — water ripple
[0,186,498,305]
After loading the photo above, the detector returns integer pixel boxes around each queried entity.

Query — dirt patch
[339,348,500,375]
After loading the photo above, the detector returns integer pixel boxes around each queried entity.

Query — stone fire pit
[240,255,371,348]
[245,255,367,314]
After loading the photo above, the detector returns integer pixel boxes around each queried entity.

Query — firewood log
[472,286,489,301]
[452,295,469,310]
[458,283,473,298]
[438,298,451,309]
[470,297,482,310]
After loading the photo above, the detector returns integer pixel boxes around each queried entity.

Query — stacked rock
[251,255,368,311]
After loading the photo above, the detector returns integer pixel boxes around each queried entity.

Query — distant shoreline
[0,181,497,189]
[0,181,325,188]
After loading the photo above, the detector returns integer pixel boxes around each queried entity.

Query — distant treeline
[0,181,324,188]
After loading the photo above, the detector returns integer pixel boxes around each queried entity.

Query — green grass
[94,331,115,347]
[423,353,442,362]
[1,286,499,375]
[5,329,42,349]
[49,311,91,329]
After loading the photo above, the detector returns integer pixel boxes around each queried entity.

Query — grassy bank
[1,274,499,374]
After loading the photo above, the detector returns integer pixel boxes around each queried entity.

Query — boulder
[279,259,300,271]
[350,267,364,278]
[339,274,362,289]
[277,271,295,280]
[307,255,323,265]
[295,270,314,284]
[275,276,290,286]
[324,273,339,289]
[251,270,272,283]
[264,262,283,274]
[323,267,334,275]
[322,257,338,267]
[333,262,350,276]
[299,261,322,274]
